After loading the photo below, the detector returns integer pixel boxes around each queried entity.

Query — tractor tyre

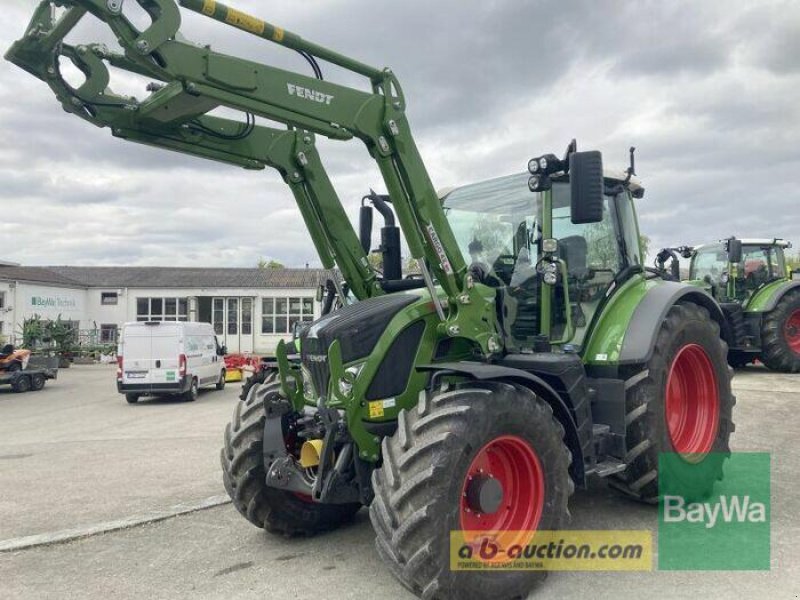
[370,381,573,600]
[221,381,361,535]
[12,375,31,393]
[238,367,277,401]
[760,290,800,373]
[610,302,735,503]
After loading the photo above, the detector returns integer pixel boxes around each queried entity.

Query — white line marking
[0,495,231,553]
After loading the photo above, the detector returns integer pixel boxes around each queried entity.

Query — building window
[213,298,224,335]
[241,298,253,335]
[136,297,188,322]
[101,292,118,305]
[100,324,118,344]
[0,291,5,309]
[261,296,314,334]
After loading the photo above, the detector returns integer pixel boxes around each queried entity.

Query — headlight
[542,238,558,254]
[528,158,540,174]
[337,364,363,397]
[539,156,548,171]
[528,175,541,191]
[301,365,316,401]
[720,272,730,284]
[543,271,558,285]
[545,261,558,274]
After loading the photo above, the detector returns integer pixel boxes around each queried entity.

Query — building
[0,264,333,355]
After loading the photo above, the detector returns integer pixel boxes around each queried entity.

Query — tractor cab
[690,238,791,303]
[442,169,644,352]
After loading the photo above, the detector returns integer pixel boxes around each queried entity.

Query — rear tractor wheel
[370,381,573,600]
[238,367,277,401]
[221,381,361,535]
[760,290,800,373]
[611,302,735,503]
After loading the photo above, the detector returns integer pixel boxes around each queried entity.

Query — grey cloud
[0,0,798,269]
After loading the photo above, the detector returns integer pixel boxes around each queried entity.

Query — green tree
[257,258,284,269]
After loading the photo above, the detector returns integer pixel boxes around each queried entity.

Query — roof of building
[0,265,335,289]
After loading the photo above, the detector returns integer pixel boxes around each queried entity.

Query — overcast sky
[1,0,798,268]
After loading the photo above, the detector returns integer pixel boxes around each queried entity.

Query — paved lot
[1,365,798,599]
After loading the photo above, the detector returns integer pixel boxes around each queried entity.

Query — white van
[116,321,227,404]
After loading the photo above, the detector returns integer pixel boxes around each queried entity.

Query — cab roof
[438,169,643,200]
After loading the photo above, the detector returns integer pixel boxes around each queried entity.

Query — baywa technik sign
[30,295,80,311]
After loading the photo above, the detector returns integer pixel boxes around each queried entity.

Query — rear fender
[745,280,800,313]
[583,279,730,368]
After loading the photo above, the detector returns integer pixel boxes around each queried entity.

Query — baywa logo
[663,495,767,529]
[287,83,334,105]
[658,452,770,570]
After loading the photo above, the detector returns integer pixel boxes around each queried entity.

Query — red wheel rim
[785,309,800,356]
[459,435,544,548]
[665,344,720,458]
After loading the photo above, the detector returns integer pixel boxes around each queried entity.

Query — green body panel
[744,279,792,312]
[581,274,658,366]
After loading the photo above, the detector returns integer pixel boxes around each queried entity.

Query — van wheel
[216,370,226,391]
[126,394,140,404]
[184,379,199,402]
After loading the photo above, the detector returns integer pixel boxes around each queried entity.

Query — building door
[212,297,254,354]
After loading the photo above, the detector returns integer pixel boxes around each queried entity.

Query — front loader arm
[7,0,501,355]
[7,3,379,300]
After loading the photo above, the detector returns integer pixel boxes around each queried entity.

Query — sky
[0,0,798,268]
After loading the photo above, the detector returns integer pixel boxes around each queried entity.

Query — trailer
[0,356,58,393]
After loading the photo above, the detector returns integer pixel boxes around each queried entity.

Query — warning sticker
[369,401,384,419]
[225,8,266,35]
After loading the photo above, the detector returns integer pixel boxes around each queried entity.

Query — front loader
[7,3,735,598]
[657,237,800,371]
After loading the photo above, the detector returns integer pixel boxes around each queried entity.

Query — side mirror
[219,345,227,356]
[569,151,604,224]
[359,205,373,254]
[315,284,325,303]
[727,238,743,264]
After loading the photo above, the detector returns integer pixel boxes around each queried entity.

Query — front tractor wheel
[220,381,360,536]
[611,302,735,503]
[370,382,573,600]
[761,290,800,373]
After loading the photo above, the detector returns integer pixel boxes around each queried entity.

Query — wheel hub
[459,435,545,537]
[665,343,720,458]
[785,309,800,355]
[465,475,504,515]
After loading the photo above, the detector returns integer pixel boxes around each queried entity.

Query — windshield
[443,173,638,350]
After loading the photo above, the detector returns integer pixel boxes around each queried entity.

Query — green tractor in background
[7,2,736,598]
[657,238,800,371]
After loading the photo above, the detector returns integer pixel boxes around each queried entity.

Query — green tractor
[657,238,800,371]
[7,2,735,598]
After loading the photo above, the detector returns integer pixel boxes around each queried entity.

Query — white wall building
[0,264,332,355]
